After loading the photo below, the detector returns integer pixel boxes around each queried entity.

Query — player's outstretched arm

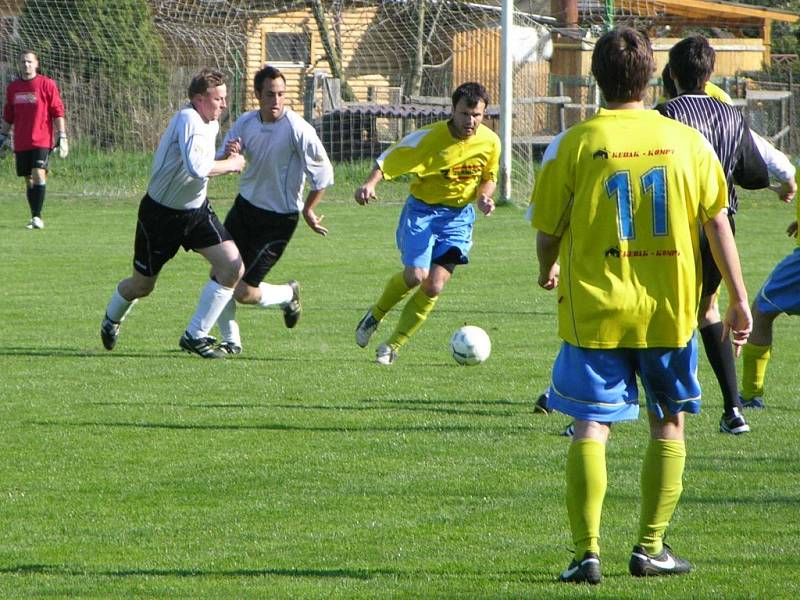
[536,231,561,290]
[703,211,752,354]
[750,130,796,203]
[354,166,383,205]
[208,152,245,177]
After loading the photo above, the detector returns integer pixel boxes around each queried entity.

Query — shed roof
[331,103,500,118]
[617,0,799,23]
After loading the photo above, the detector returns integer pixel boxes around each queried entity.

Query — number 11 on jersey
[605,167,668,241]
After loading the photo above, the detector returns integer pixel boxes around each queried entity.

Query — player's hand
[722,301,752,357]
[228,152,245,173]
[55,133,68,159]
[538,263,560,290]
[225,137,242,156]
[787,220,798,237]
[477,195,495,216]
[354,185,376,205]
[771,179,797,203]
[303,209,328,236]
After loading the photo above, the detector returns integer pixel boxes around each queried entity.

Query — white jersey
[219,108,333,214]
[147,105,219,210]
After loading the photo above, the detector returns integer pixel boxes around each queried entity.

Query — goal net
[0,0,555,200]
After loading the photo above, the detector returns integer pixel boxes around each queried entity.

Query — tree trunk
[311,0,356,101]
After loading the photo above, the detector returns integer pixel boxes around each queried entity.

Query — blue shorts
[755,247,800,316]
[547,338,702,422]
[396,196,474,269]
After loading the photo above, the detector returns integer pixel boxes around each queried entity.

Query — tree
[311,0,356,102]
[17,0,169,149]
[761,0,800,61]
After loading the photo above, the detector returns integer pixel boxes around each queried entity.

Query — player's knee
[30,170,46,185]
[421,278,445,297]
[125,279,155,299]
[403,269,426,289]
[216,260,243,288]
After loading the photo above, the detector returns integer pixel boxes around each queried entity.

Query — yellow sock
[387,288,438,348]
[741,343,771,400]
[373,272,412,320]
[565,438,606,557]
[638,439,686,555]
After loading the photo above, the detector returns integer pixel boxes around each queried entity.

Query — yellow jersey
[377,120,500,208]
[655,81,733,106]
[531,108,728,349]
[704,81,733,104]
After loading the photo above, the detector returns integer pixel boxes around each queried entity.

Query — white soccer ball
[450,325,491,366]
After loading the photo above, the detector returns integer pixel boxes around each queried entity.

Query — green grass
[0,170,799,598]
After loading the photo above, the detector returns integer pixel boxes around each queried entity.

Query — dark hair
[668,35,714,94]
[452,82,490,108]
[661,64,677,100]
[188,68,226,98]
[591,27,655,103]
[254,65,286,93]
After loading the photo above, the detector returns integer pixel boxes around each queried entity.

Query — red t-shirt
[3,75,65,152]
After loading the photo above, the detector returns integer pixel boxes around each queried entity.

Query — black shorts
[15,148,50,177]
[224,194,299,287]
[699,212,736,297]
[133,194,232,277]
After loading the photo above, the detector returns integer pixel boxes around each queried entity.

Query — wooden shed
[551,0,800,81]
[247,6,391,113]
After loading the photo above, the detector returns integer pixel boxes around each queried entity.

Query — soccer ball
[450,325,491,366]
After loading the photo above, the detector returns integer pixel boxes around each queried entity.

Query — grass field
[1,157,799,599]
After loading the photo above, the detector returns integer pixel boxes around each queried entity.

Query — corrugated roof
[330,103,500,118]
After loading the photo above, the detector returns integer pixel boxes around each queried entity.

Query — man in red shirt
[0,49,68,229]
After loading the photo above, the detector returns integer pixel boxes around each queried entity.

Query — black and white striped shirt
[657,94,768,214]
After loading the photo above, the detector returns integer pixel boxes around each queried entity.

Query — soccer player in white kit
[212,65,334,354]
[100,68,246,358]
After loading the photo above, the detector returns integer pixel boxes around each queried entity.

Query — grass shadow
[32,420,536,434]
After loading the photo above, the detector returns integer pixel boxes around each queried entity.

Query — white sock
[257,282,293,308]
[186,279,234,339]
[106,287,137,322]
[217,297,242,347]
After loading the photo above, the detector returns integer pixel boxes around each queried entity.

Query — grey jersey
[219,108,333,214]
[147,106,219,210]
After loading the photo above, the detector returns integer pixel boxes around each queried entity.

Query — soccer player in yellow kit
[353,82,500,365]
[740,208,800,407]
[531,28,751,584]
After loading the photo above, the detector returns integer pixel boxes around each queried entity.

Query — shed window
[267,32,311,66]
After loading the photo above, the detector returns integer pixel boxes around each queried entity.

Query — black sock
[26,186,34,215]
[699,322,742,413]
[28,184,46,218]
